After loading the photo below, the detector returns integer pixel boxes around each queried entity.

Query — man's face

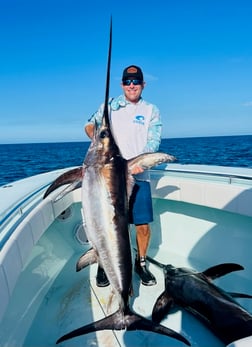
[121,80,145,103]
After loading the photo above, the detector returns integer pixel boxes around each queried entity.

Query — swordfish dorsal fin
[43,167,83,199]
[202,263,244,280]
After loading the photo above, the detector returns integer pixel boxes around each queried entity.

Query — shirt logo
[134,115,145,125]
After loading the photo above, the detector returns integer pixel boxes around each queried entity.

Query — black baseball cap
[122,65,144,82]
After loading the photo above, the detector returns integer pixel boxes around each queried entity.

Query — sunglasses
[122,79,142,86]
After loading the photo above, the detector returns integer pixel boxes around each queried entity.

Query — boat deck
[1,165,252,347]
[2,219,251,347]
[9,249,226,347]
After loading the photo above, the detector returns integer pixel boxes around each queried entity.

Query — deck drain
[75,223,89,245]
[57,207,72,221]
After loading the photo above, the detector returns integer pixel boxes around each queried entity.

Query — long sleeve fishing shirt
[87,95,162,161]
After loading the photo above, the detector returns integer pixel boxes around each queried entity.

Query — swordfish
[147,256,252,345]
[44,19,189,346]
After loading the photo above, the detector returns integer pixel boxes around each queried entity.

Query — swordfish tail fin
[56,308,190,345]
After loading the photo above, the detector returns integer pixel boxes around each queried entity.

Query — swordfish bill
[56,18,188,345]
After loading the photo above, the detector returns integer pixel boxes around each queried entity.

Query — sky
[0,0,251,144]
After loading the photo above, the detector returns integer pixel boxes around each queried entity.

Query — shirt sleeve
[143,104,162,153]
[86,103,104,127]
[85,97,116,127]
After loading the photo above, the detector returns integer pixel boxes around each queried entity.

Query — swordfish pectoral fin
[56,308,190,346]
[202,263,244,280]
[128,152,176,172]
[152,291,175,324]
[76,248,99,272]
[228,292,252,299]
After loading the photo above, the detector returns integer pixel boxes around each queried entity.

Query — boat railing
[0,167,76,250]
[0,184,50,249]
[151,164,252,187]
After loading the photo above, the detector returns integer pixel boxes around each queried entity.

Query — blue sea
[0,135,252,187]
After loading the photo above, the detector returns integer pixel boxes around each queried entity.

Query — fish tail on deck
[56,307,190,345]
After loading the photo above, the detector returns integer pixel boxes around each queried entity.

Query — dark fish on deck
[147,256,252,345]
[44,18,189,346]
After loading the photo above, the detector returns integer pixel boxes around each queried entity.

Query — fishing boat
[0,163,252,347]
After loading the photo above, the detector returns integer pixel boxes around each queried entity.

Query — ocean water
[0,135,252,187]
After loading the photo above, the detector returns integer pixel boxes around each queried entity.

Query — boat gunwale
[1,164,252,250]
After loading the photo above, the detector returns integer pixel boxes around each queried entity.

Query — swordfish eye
[99,129,110,139]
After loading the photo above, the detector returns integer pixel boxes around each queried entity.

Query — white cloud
[242,101,252,107]
[144,73,158,81]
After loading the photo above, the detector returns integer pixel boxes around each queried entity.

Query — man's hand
[85,124,95,139]
[129,164,144,175]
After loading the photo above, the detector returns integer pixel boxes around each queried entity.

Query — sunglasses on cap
[122,79,143,86]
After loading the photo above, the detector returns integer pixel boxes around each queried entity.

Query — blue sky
[0,0,251,144]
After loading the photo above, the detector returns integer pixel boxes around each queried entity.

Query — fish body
[149,258,252,345]
[80,120,131,309]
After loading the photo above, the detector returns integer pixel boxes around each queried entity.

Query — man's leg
[136,223,150,257]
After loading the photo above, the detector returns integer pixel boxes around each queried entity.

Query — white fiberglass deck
[0,210,229,347]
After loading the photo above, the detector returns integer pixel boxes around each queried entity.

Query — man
[85,65,162,287]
